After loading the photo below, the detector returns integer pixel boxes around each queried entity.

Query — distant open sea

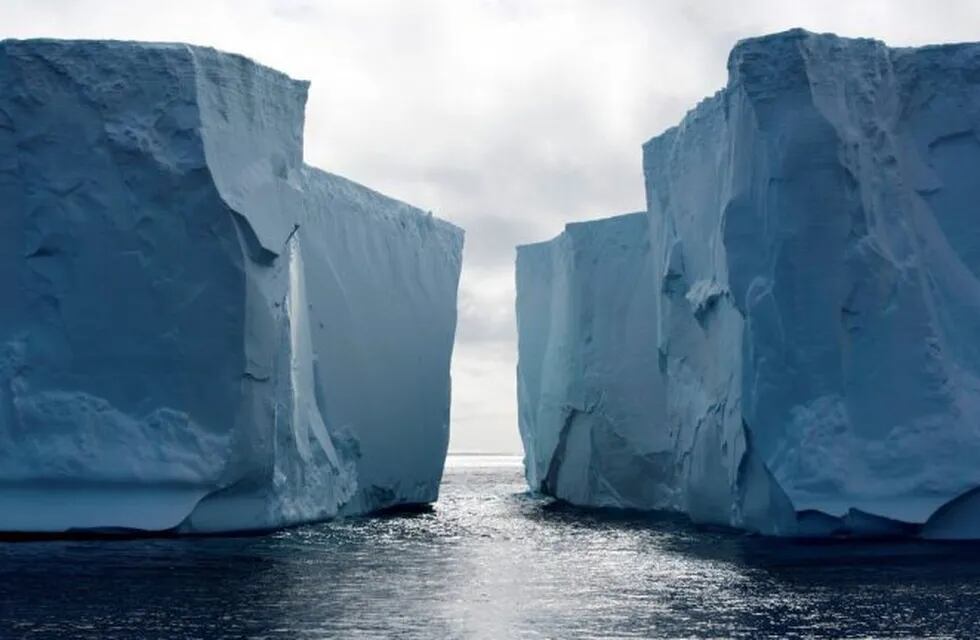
[2,455,980,639]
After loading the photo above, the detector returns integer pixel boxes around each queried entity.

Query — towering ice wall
[518,29,980,538]
[0,40,463,534]
[517,213,672,510]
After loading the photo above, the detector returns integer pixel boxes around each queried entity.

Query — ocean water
[2,456,980,639]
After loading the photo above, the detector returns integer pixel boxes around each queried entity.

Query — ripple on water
[3,458,980,638]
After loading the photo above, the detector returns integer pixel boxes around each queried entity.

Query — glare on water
[2,456,980,639]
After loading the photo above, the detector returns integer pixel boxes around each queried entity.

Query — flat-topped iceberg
[517,213,672,510]
[517,29,980,538]
[0,39,463,534]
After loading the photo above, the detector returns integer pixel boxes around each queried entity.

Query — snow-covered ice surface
[0,39,463,534]
[517,29,980,538]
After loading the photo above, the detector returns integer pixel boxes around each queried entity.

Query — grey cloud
[269,1,322,23]
[455,281,516,346]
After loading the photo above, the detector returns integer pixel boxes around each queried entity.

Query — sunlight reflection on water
[2,458,980,638]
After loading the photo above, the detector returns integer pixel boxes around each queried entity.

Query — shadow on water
[503,490,980,637]
[0,538,288,637]
[526,493,980,573]
[4,464,980,638]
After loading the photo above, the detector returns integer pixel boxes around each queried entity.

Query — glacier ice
[0,39,463,534]
[517,29,980,538]
[517,213,673,510]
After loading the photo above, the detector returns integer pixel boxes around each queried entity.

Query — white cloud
[4,0,980,452]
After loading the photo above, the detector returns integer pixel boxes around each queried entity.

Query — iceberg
[517,29,980,538]
[0,39,463,534]
[516,213,673,510]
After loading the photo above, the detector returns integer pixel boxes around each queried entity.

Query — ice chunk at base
[0,39,463,534]
[518,30,980,538]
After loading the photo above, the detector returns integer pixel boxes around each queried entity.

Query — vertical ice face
[0,39,463,534]
[518,29,980,538]
[516,213,674,511]
[648,29,980,537]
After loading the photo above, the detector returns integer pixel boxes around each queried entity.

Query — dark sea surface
[2,456,980,639]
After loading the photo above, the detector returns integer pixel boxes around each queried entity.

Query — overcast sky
[5,0,980,453]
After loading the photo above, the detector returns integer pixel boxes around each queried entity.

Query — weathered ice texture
[0,39,463,534]
[518,29,980,538]
[516,213,671,510]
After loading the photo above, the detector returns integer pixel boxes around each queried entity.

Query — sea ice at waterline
[0,39,463,534]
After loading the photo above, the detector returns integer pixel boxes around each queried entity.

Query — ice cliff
[0,39,463,534]
[517,213,673,510]
[517,29,980,538]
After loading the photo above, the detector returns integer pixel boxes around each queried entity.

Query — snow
[0,39,463,534]
[517,29,980,538]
